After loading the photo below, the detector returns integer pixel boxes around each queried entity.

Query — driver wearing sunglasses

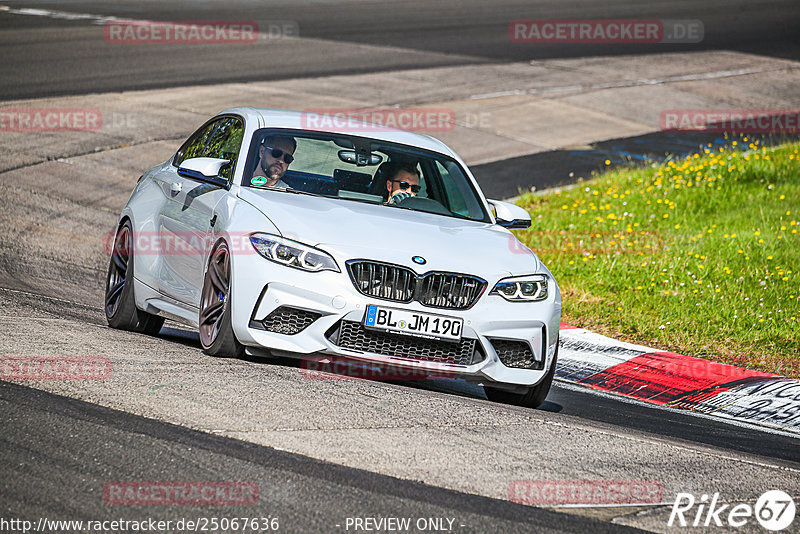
[252,134,296,188]
[384,161,421,205]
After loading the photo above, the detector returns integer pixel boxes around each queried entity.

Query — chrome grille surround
[346,260,487,310]
[330,320,479,365]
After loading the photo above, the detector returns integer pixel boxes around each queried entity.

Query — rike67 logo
[669,490,796,531]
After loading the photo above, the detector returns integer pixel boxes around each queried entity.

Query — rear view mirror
[338,150,383,166]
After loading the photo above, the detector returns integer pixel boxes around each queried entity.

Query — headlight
[249,233,339,273]
[491,274,548,302]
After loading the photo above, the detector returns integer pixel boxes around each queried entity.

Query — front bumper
[230,253,561,388]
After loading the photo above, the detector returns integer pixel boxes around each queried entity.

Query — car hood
[239,188,542,277]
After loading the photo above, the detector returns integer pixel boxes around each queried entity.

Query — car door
[156,116,244,306]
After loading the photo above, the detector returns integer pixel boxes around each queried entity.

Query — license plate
[363,305,463,342]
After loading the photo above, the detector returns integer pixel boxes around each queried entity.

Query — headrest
[368,161,394,199]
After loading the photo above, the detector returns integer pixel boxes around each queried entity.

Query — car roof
[220,107,459,158]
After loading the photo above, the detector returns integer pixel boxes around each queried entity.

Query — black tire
[199,241,244,358]
[484,341,558,409]
[104,221,164,335]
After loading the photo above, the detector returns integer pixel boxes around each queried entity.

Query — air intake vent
[490,339,542,370]
[330,320,481,365]
[255,306,321,335]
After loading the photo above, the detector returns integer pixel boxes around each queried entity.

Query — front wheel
[199,241,244,358]
[484,341,558,409]
[104,221,164,335]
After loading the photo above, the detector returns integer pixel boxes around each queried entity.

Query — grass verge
[515,139,799,377]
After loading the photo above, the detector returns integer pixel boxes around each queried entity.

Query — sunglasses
[391,180,421,193]
[263,145,294,164]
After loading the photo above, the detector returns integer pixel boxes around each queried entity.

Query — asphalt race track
[1,381,636,534]
[0,0,798,100]
[1,1,799,532]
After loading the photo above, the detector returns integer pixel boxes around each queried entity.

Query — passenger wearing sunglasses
[383,161,421,205]
[252,135,296,188]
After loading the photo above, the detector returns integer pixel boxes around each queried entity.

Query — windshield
[242,129,490,222]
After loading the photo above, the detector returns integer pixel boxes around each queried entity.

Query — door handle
[210,213,217,228]
[170,182,182,195]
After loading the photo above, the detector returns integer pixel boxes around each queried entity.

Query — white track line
[0,5,131,24]
[0,5,298,41]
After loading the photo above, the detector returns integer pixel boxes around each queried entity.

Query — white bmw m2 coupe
[105,108,561,408]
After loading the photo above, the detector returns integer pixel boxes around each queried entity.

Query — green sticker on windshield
[251,176,268,186]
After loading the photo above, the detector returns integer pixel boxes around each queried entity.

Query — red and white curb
[557,324,800,434]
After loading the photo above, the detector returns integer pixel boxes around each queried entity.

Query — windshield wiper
[445,211,479,221]
[339,196,383,206]
[275,187,325,197]
[281,188,386,205]
[385,203,416,211]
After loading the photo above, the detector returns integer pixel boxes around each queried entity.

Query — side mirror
[487,199,531,229]
[177,157,230,188]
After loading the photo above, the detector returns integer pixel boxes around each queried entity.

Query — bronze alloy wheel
[104,221,163,334]
[199,243,230,348]
[199,241,244,357]
[105,224,131,318]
